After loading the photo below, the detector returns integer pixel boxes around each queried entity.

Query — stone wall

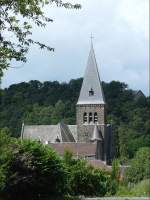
[76,104,106,142]
[77,124,106,142]
[76,104,113,163]
[76,104,106,126]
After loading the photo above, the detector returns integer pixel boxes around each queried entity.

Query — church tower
[76,42,106,141]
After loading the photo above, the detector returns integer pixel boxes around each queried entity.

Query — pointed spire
[91,125,102,141]
[77,42,105,105]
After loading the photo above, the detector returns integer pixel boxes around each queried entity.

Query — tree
[51,100,65,124]
[118,126,129,161]
[1,140,67,200]
[24,104,54,124]
[0,0,81,77]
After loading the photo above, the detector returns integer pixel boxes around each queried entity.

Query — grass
[116,179,150,197]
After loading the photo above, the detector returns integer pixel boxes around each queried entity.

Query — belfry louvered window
[83,112,88,123]
[94,112,98,123]
[89,112,93,123]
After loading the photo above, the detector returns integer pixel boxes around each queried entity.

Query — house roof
[22,123,77,143]
[49,142,97,156]
[133,90,145,98]
[77,42,105,105]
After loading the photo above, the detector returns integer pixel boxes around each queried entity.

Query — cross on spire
[90,33,94,43]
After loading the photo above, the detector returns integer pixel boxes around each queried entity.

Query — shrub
[1,140,67,200]
[116,179,150,197]
[126,147,150,183]
[63,152,112,197]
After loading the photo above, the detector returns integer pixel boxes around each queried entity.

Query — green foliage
[0,0,81,77]
[118,126,129,161]
[0,127,11,148]
[126,147,150,183]
[116,179,150,197]
[129,179,150,196]
[63,151,113,197]
[24,104,53,124]
[0,128,15,192]
[111,159,120,180]
[51,100,66,124]
[105,159,120,196]
[0,140,67,200]
[68,160,111,197]
[0,79,149,159]
[0,132,149,198]
[63,149,74,166]
[0,137,116,199]
[0,79,82,136]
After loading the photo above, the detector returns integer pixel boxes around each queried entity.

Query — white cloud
[1,0,149,95]
[117,0,149,39]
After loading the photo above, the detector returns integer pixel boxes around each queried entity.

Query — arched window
[83,112,87,123]
[94,112,98,123]
[89,112,93,123]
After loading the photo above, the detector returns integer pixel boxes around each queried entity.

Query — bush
[126,147,150,183]
[63,151,112,197]
[0,140,67,200]
[116,179,150,197]
[0,128,15,192]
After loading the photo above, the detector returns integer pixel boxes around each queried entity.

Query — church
[21,42,113,165]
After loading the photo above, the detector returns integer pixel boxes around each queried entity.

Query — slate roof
[49,142,97,156]
[22,123,77,143]
[77,42,105,105]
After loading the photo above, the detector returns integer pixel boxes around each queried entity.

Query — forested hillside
[0,79,149,159]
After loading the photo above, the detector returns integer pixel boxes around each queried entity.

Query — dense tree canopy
[0,79,149,160]
[0,0,81,77]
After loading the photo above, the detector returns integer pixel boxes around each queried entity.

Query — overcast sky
[1,0,149,95]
